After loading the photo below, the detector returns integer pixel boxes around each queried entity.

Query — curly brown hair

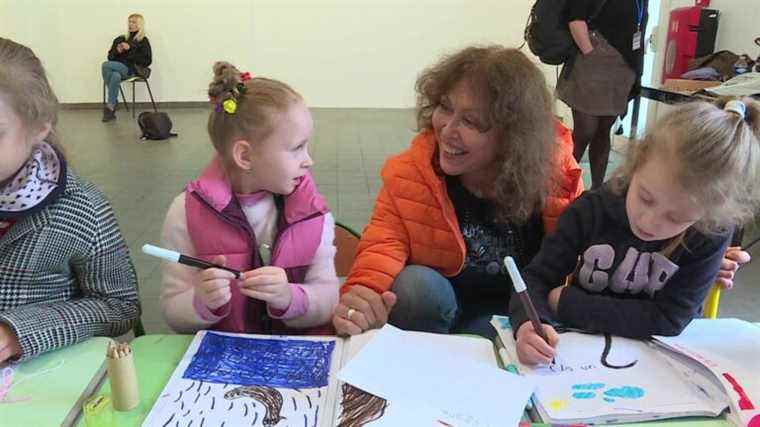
[415,45,555,224]
[207,61,301,154]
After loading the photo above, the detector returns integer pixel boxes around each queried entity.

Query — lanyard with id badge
[632,0,644,50]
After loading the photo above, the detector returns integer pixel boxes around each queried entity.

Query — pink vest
[185,157,330,334]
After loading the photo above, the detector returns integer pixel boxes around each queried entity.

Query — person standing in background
[557,0,648,189]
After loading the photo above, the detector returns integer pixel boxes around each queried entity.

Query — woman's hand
[119,42,131,51]
[196,255,234,310]
[0,323,21,363]
[716,247,751,289]
[568,20,594,55]
[332,285,397,335]
[515,321,559,366]
[239,267,292,311]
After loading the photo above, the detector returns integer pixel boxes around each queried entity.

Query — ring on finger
[346,308,356,320]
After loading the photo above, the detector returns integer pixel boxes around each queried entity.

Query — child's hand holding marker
[504,256,560,366]
[197,255,235,310]
[142,244,239,311]
[516,321,559,366]
[142,243,292,312]
[239,267,292,311]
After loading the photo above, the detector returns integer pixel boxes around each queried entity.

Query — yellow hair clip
[222,98,237,115]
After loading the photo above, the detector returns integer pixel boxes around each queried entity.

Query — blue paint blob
[603,386,645,400]
[604,397,615,403]
[572,383,606,390]
[572,392,596,399]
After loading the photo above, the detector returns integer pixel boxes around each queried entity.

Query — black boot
[102,106,116,122]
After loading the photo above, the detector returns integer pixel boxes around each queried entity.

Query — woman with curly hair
[331,45,584,338]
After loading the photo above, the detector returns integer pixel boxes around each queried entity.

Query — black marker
[142,244,242,278]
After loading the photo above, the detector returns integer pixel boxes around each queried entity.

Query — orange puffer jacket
[342,121,583,294]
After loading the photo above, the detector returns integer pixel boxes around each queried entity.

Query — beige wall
[2,0,572,112]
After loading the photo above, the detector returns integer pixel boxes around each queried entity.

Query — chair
[102,75,158,118]
[334,221,361,277]
[703,285,722,319]
[703,226,747,319]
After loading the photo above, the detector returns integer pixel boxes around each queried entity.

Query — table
[3,337,111,426]
[73,334,733,426]
[74,334,192,426]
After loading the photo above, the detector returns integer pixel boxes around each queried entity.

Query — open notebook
[491,316,759,425]
[141,328,511,427]
[653,319,760,427]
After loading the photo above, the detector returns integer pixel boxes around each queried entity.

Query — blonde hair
[613,97,760,235]
[125,14,146,42]
[0,37,63,156]
[207,61,302,155]
[415,45,555,224]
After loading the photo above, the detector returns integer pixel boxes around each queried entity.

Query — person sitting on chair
[101,13,152,123]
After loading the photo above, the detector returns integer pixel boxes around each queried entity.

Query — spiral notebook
[653,319,760,427]
[491,316,755,425]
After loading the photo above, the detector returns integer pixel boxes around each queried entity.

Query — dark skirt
[557,31,636,116]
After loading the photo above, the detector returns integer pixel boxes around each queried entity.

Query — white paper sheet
[142,331,340,427]
[705,72,760,96]
[337,325,535,426]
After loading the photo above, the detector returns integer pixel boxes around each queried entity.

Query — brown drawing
[224,385,286,426]
[337,383,389,427]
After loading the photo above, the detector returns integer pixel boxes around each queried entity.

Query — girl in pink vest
[159,62,338,334]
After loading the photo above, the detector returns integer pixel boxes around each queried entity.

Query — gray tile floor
[57,107,759,333]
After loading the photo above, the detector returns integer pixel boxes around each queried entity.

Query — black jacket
[107,31,152,75]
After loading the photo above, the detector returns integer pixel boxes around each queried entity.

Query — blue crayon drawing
[572,383,605,391]
[604,386,645,400]
[571,384,604,399]
[572,392,596,399]
[183,333,335,388]
[570,383,644,403]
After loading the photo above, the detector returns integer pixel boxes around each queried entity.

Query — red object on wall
[662,1,719,83]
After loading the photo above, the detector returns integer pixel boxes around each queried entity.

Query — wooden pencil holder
[106,342,139,411]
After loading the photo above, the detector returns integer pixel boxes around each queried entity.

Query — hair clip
[222,98,237,114]
[240,71,253,82]
[724,100,746,119]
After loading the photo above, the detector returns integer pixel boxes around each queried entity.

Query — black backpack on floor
[138,111,178,141]
[524,0,607,65]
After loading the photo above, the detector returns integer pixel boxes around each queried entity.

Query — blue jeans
[388,265,503,339]
[101,61,131,107]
